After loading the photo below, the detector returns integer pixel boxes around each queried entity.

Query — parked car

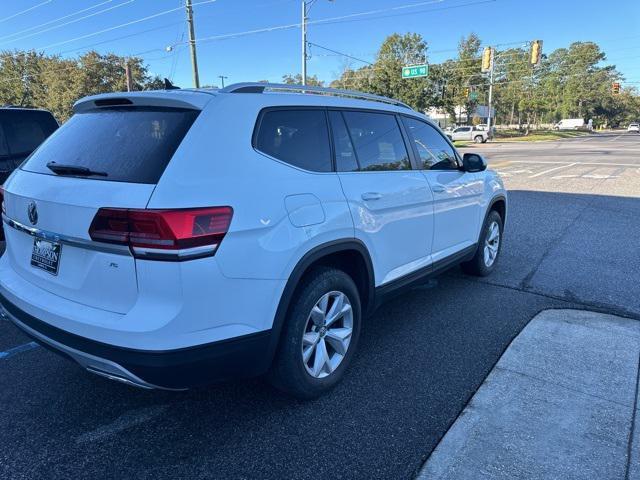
[446,125,490,143]
[627,123,639,133]
[0,83,507,398]
[553,118,585,130]
[0,107,58,185]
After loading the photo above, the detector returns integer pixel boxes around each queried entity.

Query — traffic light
[530,40,543,66]
[464,87,470,98]
[481,47,493,73]
[612,82,621,94]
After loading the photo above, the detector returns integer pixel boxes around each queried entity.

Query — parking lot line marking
[76,405,168,444]
[529,163,576,178]
[0,342,39,360]
[488,161,512,169]
[508,160,640,167]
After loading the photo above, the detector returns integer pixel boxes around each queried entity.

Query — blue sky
[1,0,639,88]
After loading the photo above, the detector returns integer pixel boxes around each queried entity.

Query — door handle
[361,192,382,201]
[431,184,446,193]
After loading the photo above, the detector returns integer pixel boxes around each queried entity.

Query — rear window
[22,107,199,184]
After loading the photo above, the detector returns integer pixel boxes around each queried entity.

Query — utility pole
[301,1,308,86]
[301,1,333,86]
[481,46,495,135]
[218,75,228,88]
[185,0,200,88]
[487,49,494,135]
[125,59,134,92]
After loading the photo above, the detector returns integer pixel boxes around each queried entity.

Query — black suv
[0,107,58,184]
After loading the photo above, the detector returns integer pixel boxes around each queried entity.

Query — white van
[554,119,585,130]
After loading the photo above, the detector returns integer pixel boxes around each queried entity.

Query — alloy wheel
[302,291,353,379]
[483,220,500,267]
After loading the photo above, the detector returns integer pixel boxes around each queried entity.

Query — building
[426,105,496,128]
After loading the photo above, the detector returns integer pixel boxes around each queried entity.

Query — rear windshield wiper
[46,162,108,177]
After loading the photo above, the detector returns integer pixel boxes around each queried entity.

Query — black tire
[269,266,361,399]
[461,210,503,276]
[474,135,484,143]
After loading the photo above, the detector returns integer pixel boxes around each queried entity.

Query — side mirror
[462,153,487,172]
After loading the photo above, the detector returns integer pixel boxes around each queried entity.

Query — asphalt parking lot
[1,132,638,480]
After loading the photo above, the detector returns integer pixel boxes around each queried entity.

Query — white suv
[0,84,506,398]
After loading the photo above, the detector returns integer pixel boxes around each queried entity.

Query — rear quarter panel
[147,94,355,281]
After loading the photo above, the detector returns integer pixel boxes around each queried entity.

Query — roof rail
[219,82,413,110]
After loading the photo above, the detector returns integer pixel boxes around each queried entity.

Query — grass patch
[494,130,591,142]
[453,141,471,148]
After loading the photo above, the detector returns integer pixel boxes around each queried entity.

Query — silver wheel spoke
[303,331,320,346]
[326,299,351,328]
[325,327,352,355]
[488,225,499,242]
[303,344,316,363]
[318,295,329,315]
[312,339,329,376]
[310,306,325,326]
[325,293,344,325]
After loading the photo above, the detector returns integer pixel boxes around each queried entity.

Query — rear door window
[21,107,199,184]
[254,109,332,172]
[341,111,410,171]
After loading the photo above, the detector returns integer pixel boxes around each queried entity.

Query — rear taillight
[89,207,233,260]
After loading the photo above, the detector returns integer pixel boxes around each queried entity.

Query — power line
[0,0,116,43]
[0,1,53,25]
[173,0,492,47]
[34,0,217,51]
[307,41,373,66]
[56,21,182,56]
[0,1,137,47]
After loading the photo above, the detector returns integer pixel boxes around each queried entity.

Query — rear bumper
[0,291,273,390]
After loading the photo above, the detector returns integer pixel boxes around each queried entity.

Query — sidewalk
[418,309,640,480]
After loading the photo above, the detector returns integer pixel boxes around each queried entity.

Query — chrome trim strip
[132,244,217,261]
[4,309,184,391]
[2,214,131,256]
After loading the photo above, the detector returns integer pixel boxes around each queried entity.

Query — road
[0,132,638,479]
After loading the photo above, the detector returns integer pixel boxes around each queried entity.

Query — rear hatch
[2,96,204,314]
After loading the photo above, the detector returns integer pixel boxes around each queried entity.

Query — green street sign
[402,64,428,79]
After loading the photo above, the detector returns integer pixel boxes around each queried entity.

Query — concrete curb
[418,309,640,480]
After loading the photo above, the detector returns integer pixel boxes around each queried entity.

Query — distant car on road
[0,107,58,185]
[627,123,639,133]
[553,118,585,130]
[446,125,489,143]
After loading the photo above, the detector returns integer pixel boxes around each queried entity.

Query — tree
[282,73,324,86]
[449,33,485,122]
[0,49,168,121]
[332,33,433,111]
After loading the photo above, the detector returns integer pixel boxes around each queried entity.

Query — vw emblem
[27,201,38,225]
